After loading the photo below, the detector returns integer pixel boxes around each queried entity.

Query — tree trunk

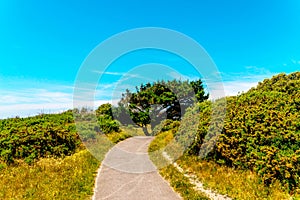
[142,126,150,136]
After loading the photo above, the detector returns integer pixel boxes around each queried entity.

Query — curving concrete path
[92,136,182,200]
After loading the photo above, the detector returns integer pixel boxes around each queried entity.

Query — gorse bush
[0,104,123,165]
[185,72,300,192]
[0,111,81,164]
[0,110,131,199]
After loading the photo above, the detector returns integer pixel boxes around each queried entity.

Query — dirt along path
[92,136,182,200]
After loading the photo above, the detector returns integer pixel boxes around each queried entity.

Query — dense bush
[0,103,123,164]
[181,72,300,192]
[96,103,120,134]
[0,111,81,164]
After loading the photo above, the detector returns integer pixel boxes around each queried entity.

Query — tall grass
[0,129,130,199]
[0,125,139,200]
[0,149,99,200]
[160,165,209,200]
[177,155,292,200]
[148,130,209,200]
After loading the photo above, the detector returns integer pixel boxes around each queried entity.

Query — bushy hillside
[0,111,81,164]
[0,107,131,199]
[182,72,300,191]
[0,105,123,165]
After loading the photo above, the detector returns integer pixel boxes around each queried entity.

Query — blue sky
[0,0,300,118]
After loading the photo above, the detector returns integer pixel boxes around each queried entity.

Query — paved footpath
[92,136,182,200]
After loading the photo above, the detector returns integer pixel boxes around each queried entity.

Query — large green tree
[115,79,208,135]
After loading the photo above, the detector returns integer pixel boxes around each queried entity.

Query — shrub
[185,72,300,192]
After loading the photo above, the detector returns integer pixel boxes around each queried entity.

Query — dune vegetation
[1,72,299,199]
[149,72,300,199]
[0,105,135,199]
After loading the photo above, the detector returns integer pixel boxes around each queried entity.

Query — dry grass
[148,130,209,199]
[0,149,100,200]
[160,165,209,200]
[0,126,140,200]
[178,155,294,200]
[107,125,145,143]
[0,130,124,199]
[120,125,147,136]
[149,129,298,200]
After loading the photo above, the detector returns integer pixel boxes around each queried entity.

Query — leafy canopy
[115,79,208,134]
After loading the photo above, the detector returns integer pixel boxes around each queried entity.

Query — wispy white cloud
[168,72,191,80]
[214,66,277,97]
[0,79,115,119]
[223,81,258,96]
[93,70,156,82]
[94,66,278,101]
[291,59,300,65]
[93,70,125,76]
[0,88,74,118]
[0,66,281,118]
[0,87,73,103]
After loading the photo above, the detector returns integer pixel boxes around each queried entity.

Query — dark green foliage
[0,111,81,164]
[75,120,99,141]
[0,103,124,164]
[186,72,300,192]
[0,104,123,165]
[96,103,120,134]
[117,79,208,133]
